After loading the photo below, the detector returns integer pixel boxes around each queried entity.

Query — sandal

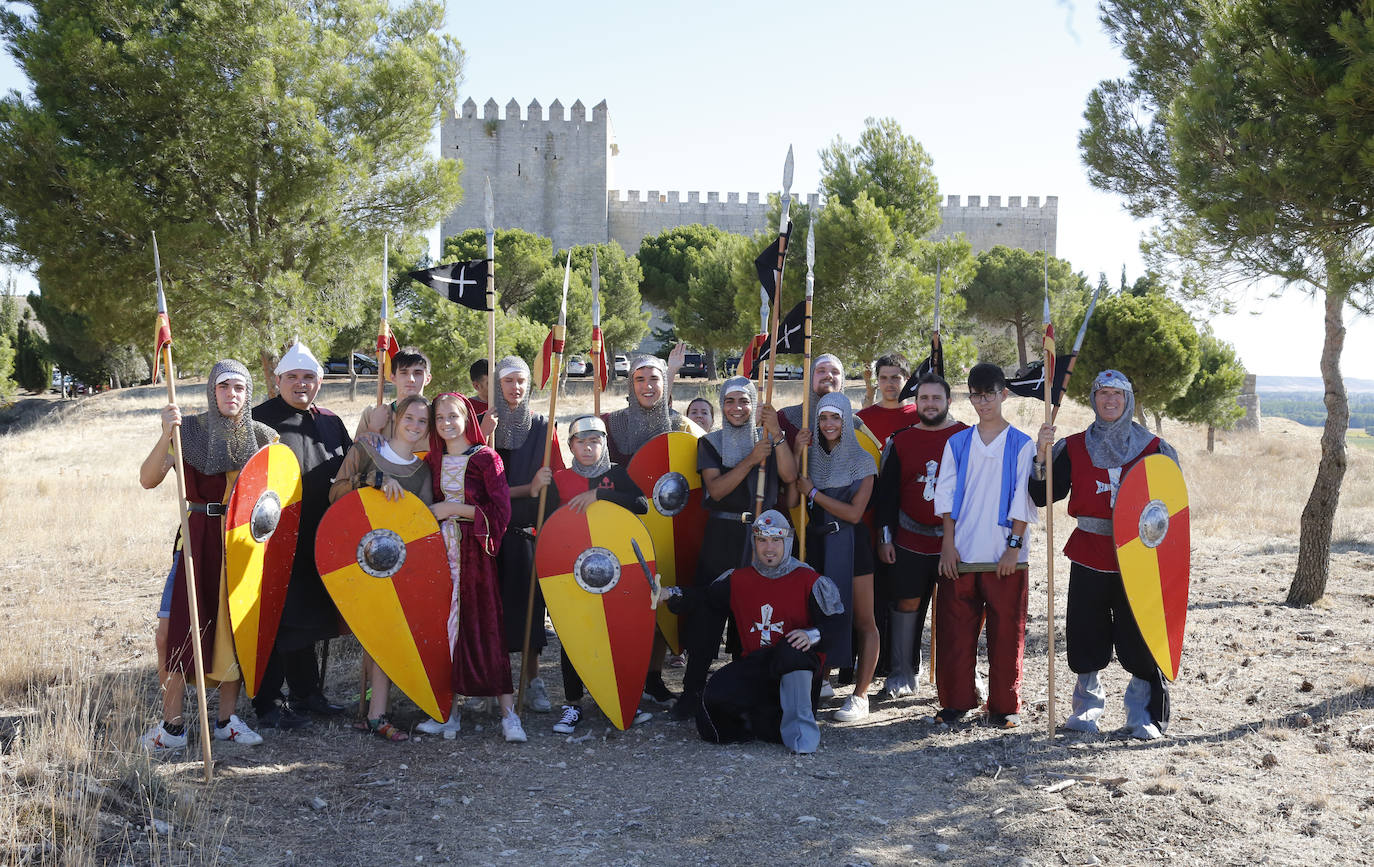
[366,717,408,742]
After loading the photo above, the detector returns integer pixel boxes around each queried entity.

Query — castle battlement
[441,98,1057,258]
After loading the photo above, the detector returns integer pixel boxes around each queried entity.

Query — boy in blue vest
[933,362,1038,727]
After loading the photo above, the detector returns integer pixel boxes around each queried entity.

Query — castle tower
[441,97,617,250]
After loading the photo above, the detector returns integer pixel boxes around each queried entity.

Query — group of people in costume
[139,337,1179,756]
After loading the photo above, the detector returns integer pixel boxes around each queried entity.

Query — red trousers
[934,568,1028,715]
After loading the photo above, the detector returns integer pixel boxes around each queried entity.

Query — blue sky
[3,0,1369,377]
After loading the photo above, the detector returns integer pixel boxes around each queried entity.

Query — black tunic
[252,396,352,651]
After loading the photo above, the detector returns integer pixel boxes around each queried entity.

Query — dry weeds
[1,380,1372,865]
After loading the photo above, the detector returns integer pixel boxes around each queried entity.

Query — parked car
[721,355,742,377]
[324,353,379,375]
[613,354,629,378]
[678,352,707,378]
[566,355,588,377]
[774,364,804,380]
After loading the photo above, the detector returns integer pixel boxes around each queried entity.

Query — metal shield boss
[1112,454,1191,682]
[627,431,706,654]
[536,501,657,730]
[225,443,303,698]
[315,488,454,721]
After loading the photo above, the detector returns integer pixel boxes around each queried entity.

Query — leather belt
[187,502,226,517]
[899,511,943,537]
[709,510,754,524]
[1076,516,1113,536]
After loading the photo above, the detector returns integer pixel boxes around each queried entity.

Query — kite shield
[1113,454,1190,682]
[225,443,302,698]
[627,431,706,654]
[315,488,453,721]
[536,501,657,730]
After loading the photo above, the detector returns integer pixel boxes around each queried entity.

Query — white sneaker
[819,679,835,700]
[140,722,187,753]
[526,677,552,713]
[501,710,528,743]
[631,710,652,726]
[834,694,869,723]
[1130,722,1163,741]
[213,714,263,746]
[416,713,461,735]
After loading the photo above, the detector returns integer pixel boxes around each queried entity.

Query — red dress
[437,447,513,696]
[165,464,234,678]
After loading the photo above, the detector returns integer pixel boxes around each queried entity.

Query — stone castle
[440,98,1058,257]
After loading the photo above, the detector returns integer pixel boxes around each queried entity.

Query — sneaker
[526,677,553,713]
[256,703,311,730]
[667,654,686,668]
[140,722,187,753]
[819,679,835,700]
[416,713,462,735]
[642,673,676,705]
[936,707,970,725]
[214,715,264,745]
[667,692,699,722]
[501,710,528,743]
[631,710,653,726]
[833,694,869,723]
[553,705,583,735]
[1130,722,1162,741]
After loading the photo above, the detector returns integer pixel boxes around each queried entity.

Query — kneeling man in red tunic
[660,511,843,754]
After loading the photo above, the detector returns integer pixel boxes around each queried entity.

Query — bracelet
[807,486,818,505]
[879,526,893,545]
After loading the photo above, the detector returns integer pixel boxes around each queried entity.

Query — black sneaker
[290,691,346,716]
[257,703,311,730]
[642,674,676,704]
[667,692,699,722]
[936,707,970,725]
[553,705,582,734]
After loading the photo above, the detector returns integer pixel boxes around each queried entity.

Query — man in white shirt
[933,363,1037,728]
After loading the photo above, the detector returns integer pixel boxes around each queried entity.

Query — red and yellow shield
[225,443,302,698]
[536,500,657,730]
[627,431,706,654]
[1113,454,1190,682]
[315,488,453,721]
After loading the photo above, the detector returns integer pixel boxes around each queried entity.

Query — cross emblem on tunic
[752,603,784,646]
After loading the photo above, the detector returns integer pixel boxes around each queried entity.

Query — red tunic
[165,464,230,676]
[886,422,968,554]
[729,564,822,657]
[553,467,614,501]
[856,403,921,447]
[1062,432,1161,572]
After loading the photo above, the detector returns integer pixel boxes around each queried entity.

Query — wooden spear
[517,251,571,711]
[152,233,215,783]
[797,224,815,560]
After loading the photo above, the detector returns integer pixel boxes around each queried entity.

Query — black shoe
[257,704,311,730]
[936,707,970,725]
[642,674,676,704]
[291,691,345,716]
[989,712,1021,729]
[667,692,699,722]
[837,667,855,686]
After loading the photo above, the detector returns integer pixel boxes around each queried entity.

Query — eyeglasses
[968,390,1002,404]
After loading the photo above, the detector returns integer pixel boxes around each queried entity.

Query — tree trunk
[705,349,717,381]
[1135,405,1147,426]
[348,351,359,402]
[260,350,278,398]
[1287,280,1348,606]
[1206,425,1215,453]
[1014,320,1028,370]
[1151,411,1163,434]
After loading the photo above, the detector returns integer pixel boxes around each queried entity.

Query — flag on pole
[409,260,491,311]
[1007,354,1073,403]
[591,325,609,391]
[753,300,806,366]
[753,221,793,305]
[377,289,400,381]
[153,286,173,384]
[536,252,573,388]
[739,332,768,378]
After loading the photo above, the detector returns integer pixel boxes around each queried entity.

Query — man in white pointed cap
[250,340,353,727]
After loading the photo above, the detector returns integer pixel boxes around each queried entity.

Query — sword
[631,538,659,610]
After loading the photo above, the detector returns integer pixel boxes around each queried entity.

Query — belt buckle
[207,502,226,517]
[739,511,754,524]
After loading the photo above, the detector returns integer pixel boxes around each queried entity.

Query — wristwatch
[1006,533,1023,549]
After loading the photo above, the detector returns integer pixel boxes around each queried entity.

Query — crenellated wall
[441,99,1058,259]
